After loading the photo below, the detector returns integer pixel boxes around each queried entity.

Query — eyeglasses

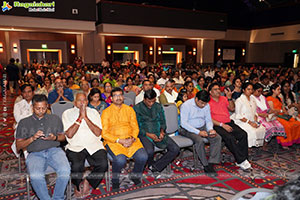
[112,94,123,98]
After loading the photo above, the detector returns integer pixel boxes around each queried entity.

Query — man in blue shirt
[180,90,221,177]
[48,77,74,105]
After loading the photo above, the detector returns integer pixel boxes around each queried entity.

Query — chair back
[51,101,74,120]
[124,91,136,105]
[163,104,178,134]
[124,97,134,107]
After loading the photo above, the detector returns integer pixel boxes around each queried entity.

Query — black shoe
[130,176,142,186]
[112,183,120,192]
[149,165,162,179]
[204,164,217,177]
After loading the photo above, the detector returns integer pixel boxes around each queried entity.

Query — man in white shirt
[12,84,34,157]
[173,71,184,85]
[136,80,160,104]
[157,71,169,85]
[159,81,178,105]
[62,93,108,198]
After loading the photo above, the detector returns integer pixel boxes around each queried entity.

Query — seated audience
[208,83,251,170]
[42,76,54,94]
[88,88,107,115]
[229,77,243,101]
[67,76,80,90]
[63,93,108,198]
[48,77,74,105]
[12,84,34,156]
[136,80,160,104]
[183,81,197,99]
[180,90,222,176]
[266,84,300,147]
[252,83,286,146]
[124,77,140,95]
[16,94,70,200]
[279,80,299,120]
[196,76,205,91]
[175,89,188,114]
[101,82,113,106]
[101,88,148,190]
[134,89,179,176]
[159,80,178,105]
[157,71,169,85]
[231,82,266,147]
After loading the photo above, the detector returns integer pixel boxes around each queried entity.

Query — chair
[154,104,198,168]
[124,97,134,107]
[51,101,74,120]
[124,91,136,105]
[230,188,273,200]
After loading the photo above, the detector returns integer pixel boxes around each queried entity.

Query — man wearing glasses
[101,87,148,191]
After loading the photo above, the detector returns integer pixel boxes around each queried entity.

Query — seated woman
[231,82,266,148]
[147,74,161,91]
[195,76,205,91]
[101,82,113,106]
[229,77,243,101]
[42,76,54,95]
[88,88,107,115]
[175,89,188,114]
[279,80,299,120]
[67,76,80,90]
[266,83,300,147]
[115,74,125,89]
[183,81,198,100]
[252,83,286,145]
[91,78,104,93]
[125,77,140,95]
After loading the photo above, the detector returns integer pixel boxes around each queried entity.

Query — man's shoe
[149,165,162,179]
[236,160,252,170]
[204,165,217,177]
[130,177,142,186]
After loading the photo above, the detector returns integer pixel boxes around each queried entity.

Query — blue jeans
[106,145,148,184]
[26,147,71,200]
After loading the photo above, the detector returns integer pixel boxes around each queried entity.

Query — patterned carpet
[0,94,299,200]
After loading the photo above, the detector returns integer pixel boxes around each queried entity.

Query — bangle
[116,138,119,143]
[54,135,58,141]
[246,119,249,123]
[76,118,82,123]
[220,123,223,127]
[75,121,81,126]
[228,98,233,101]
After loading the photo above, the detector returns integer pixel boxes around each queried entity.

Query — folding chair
[154,104,198,170]
[51,101,74,120]
[124,91,136,105]
[124,97,134,107]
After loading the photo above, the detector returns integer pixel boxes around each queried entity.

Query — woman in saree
[266,83,300,147]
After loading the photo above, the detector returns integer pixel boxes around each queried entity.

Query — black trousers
[214,120,248,164]
[66,148,108,191]
[140,136,180,172]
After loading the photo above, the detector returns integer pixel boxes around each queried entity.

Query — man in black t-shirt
[16,94,70,200]
[6,58,19,96]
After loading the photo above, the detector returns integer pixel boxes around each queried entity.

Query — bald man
[62,93,108,198]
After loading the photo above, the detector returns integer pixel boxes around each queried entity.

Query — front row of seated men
[16,86,249,199]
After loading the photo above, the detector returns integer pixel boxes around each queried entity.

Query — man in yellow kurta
[102,87,148,191]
